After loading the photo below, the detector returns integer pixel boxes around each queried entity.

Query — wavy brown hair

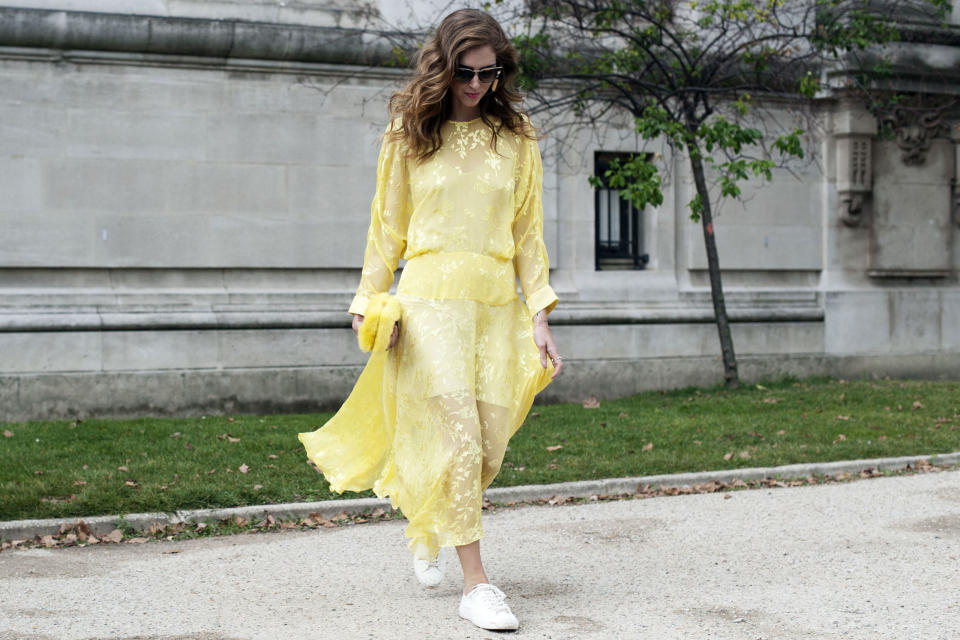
[388,8,533,161]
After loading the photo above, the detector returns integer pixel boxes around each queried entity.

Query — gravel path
[1,469,957,639]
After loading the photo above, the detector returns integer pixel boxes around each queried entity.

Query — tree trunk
[687,143,739,388]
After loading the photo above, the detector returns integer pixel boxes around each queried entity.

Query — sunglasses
[453,65,503,83]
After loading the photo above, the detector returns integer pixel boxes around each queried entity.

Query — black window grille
[594,152,650,271]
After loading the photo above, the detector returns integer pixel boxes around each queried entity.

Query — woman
[298,8,562,631]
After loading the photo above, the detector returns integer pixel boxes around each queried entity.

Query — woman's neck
[449,104,481,122]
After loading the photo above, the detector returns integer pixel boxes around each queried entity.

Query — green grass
[2,376,958,522]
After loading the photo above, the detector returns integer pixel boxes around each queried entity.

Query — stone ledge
[0,304,824,332]
[0,6,404,66]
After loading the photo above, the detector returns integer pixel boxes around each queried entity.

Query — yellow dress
[298,116,558,560]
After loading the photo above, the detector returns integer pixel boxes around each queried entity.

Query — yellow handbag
[357,292,402,352]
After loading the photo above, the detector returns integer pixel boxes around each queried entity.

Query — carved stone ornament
[835,135,872,227]
[879,102,955,166]
[840,193,865,227]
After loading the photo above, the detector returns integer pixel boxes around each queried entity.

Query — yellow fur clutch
[357,293,402,352]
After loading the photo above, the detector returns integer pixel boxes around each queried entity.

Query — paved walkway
[1,469,958,640]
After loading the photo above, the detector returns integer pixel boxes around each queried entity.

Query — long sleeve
[348,124,412,316]
[513,130,558,317]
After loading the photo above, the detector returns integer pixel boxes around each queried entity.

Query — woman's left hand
[533,311,563,379]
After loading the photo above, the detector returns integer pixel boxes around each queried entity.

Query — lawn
[1,376,958,522]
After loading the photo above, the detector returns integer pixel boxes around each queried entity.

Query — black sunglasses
[453,65,503,83]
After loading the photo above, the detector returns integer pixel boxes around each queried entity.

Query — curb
[3,451,958,541]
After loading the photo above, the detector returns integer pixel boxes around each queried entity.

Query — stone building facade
[0,0,958,420]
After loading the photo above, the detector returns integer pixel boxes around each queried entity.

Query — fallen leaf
[530,412,540,418]
[837,415,850,421]
[370,507,386,518]
[642,442,654,452]
[253,484,263,490]
[618,412,628,418]
[73,480,87,486]
[777,429,785,435]
[723,494,733,500]
[262,514,277,526]
[837,434,847,441]
[3,429,13,438]
[125,537,149,544]
[723,452,734,461]
[117,465,130,472]
[762,397,780,404]
[195,522,207,531]
[582,396,600,409]
[239,463,250,474]
[104,529,124,543]
[227,436,240,443]
[163,548,183,554]
[738,450,751,459]
[913,400,924,410]
[268,454,278,459]
[124,480,138,487]
[170,432,181,439]
[546,445,563,452]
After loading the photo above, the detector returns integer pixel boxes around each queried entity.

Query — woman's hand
[351,313,399,349]
[533,310,563,379]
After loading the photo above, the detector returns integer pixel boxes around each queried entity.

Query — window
[594,152,649,271]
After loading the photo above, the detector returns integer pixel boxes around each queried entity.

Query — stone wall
[0,1,958,420]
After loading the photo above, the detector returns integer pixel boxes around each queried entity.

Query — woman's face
[450,44,497,118]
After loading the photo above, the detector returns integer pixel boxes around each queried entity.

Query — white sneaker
[413,547,446,587]
[458,583,519,630]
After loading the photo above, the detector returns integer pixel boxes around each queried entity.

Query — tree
[506,0,951,388]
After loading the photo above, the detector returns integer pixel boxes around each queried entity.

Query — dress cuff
[525,285,558,317]
[348,294,370,316]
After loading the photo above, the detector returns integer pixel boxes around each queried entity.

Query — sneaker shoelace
[472,584,511,614]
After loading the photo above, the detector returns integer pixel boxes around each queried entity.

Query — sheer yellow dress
[298,116,558,561]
